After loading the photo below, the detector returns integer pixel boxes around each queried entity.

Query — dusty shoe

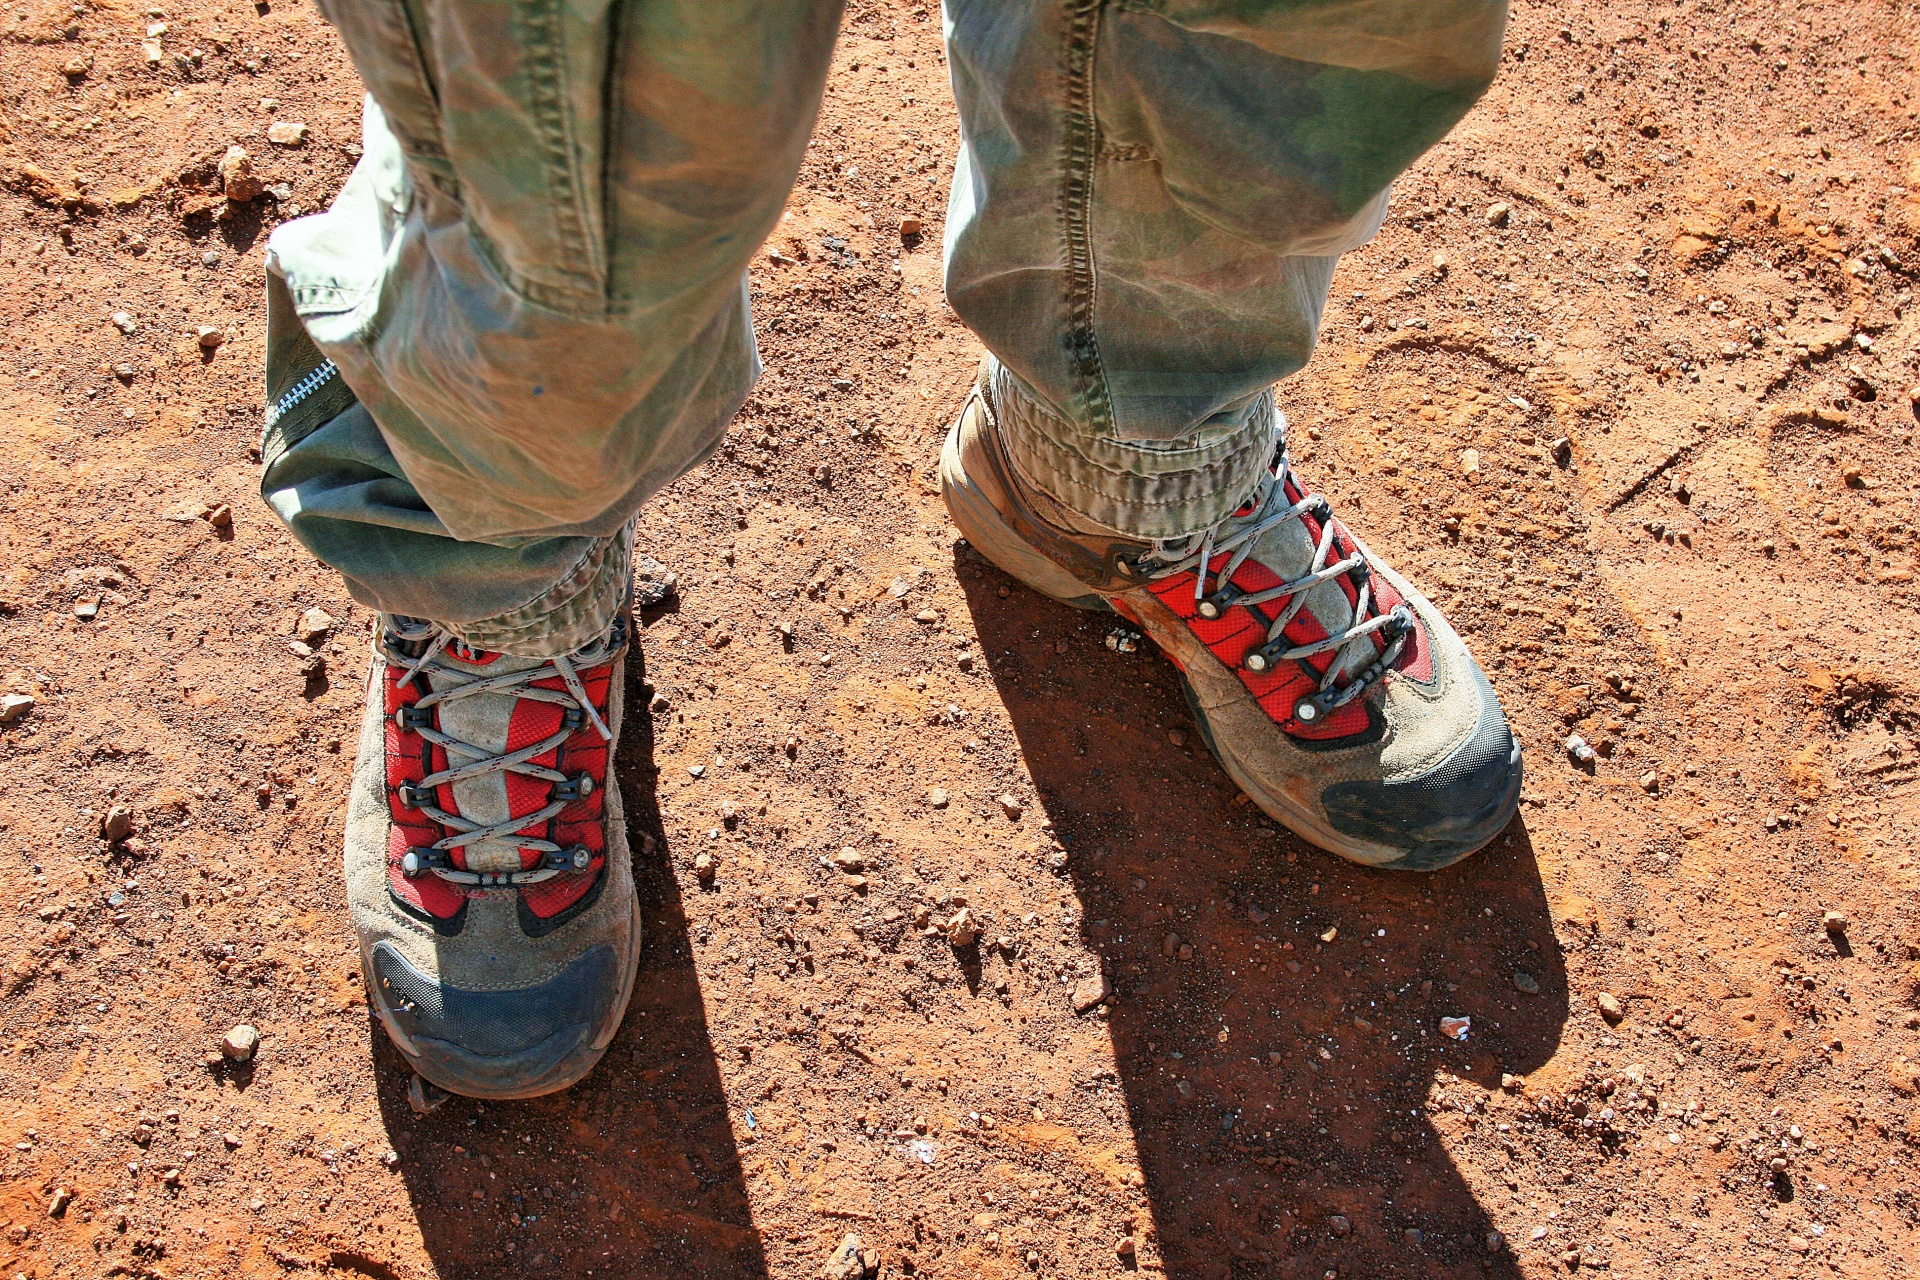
[347,613,641,1098]
[941,377,1521,870]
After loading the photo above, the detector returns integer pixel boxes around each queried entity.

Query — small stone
[219,145,263,203]
[112,311,137,335]
[1550,436,1572,464]
[296,607,335,643]
[1565,734,1596,764]
[407,1073,450,1115]
[1638,771,1660,793]
[830,848,866,873]
[266,121,308,146]
[381,1149,401,1169]
[914,608,937,622]
[1072,974,1111,1013]
[74,599,99,620]
[1115,1236,1136,1258]
[925,788,948,809]
[142,41,162,65]
[1786,1236,1810,1255]
[204,504,233,529]
[997,794,1023,820]
[1822,909,1848,933]
[1486,1230,1506,1253]
[1595,991,1626,1024]
[1501,1072,1525,1091]
[0,693,35,724]
[946,907,980,948]
[1512,971,1540,995]
[1328,1214,1352,1238]
[195,325,225,349]
[1485,201,1513,227]
[1168,728,1188,747]
[693,851,716,881]
[1460,448,1480,477]
[222,1132,240,1148]
[1405,1228,1425,1248]
[48,1187,73,1217]
[102,807,136,842]
[898,216,923,237]
[220,1024,259,1062]
[1319,926,1338,943]
[822,1232,868,1280]
[1431,250,1449,275]
[63,55,89,78]
[687,764,706,778]
[1440,1015,1471,1040]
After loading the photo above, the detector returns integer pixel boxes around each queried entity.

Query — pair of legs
[264,0,1518,1097]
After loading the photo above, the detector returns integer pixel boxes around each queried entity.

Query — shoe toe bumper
[370,940,624,1098]
[1319,664,1522,871]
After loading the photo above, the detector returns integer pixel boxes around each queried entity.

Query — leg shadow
[370,644,770,1279]
[956,544,1569,1280]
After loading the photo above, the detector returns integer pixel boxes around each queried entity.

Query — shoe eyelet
[551,773,595,803]
[1196,587,1241,620]
[1293,697,1322,724]
[395,782,430,810]
[1243,642,1283,674]
[393,705,432,731]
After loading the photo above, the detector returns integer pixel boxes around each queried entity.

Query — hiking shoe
[940,376,1521,870]
[346,613,641,1098]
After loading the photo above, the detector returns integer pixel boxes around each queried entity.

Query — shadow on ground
[370,645,769,1279]
[957,544,1569,1280]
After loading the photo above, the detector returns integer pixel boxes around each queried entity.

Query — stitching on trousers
[1058,0,1113,437]
[522,0,603,298]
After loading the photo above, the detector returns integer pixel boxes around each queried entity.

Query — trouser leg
[941,0,1507,538]
[260,0,844,654]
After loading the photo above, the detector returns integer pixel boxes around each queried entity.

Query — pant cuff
[987,359,1275,541]
[448,521,635,657]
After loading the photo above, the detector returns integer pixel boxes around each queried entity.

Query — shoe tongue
[427,644,562,875]
[1236,498,1374,685]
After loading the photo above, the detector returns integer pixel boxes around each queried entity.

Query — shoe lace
[1131,441,1415,727]
[379,617,624,888]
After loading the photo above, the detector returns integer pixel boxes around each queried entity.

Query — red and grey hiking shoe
[941,377,1521,870]
[346,612,641,1098]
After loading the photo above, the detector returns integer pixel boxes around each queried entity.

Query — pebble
[830,848,866,873]
[694,851,716,881]
[112,311,137,335]
[1512,971,1540,995]
[381,1149,402,1169]
[945,907,980,948]
[898,215,923,237]
[1405,1228,1424,1247]
[1440,1015,1471,1040]
[1328,1214,1351,1238]
[1564,734,1596,763]
[73,599,99,620]
[296,607,335,643]
[997,794,1023,820]
[266,120,309,146]
[0,693,34,724]
[925,788,948,808]
[1638,770,1660,793]
[1485,201,1512,227]
[1460,448,1480,477]
[205,504,233,529]
[1168,728,1188,747]
[1071,973,1111,1013]
[1115,1237,1136,1258]
[407,1073,450,1115]
[914,608,937,622]
[102,807,135,842]
[1822,909,1848,933]
[48,1187,72,1217]
[1595,991,1626,1024]
[220,1024,260,1062]
[219,145,263,203]
[195,325,225,349]
[821,1232,868,1280]
[1550,436,1573,464]
[1486,1230,1506,1253]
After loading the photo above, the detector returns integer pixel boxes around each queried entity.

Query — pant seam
[523,0,603,297]
[1059,0,1113,436]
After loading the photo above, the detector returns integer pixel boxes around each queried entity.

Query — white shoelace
[381,617,622,888]
[1132,448,1413,725]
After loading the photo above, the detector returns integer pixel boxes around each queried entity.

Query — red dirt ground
[3,1,1919,1278]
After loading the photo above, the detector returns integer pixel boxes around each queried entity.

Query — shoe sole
[939,405,1510,871]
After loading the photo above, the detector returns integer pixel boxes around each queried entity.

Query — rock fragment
[821,1232,877,1280]
[898,216,923,238]
[1439,1015,1471,1040]
[1512,971,1540,995]
[102,807,135,842]
[945,907,980,948]
[1328,1214,1352,1238]
[1822,909,1849,934]
[1072,973,1111,1013]
[997,794,1022,820]
[296,607,335,643]
[0,693,35,724]
[266,121,309,146]
[693,851,716,882]
[830,848,866,873]
[219,146,263,203]
[195,325,225,349]
[112,311,138,335]
[925,787,948,808]
[1595,991,1626,1024]
[220,1024,260,1062]
[1485,201,1512,227]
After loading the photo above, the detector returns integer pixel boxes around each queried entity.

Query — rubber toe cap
[370,940,622,1097]
[1318,664,1522,870]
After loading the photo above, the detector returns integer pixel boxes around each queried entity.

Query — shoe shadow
[370,645,769,1278]
[955,545,1569,1280]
